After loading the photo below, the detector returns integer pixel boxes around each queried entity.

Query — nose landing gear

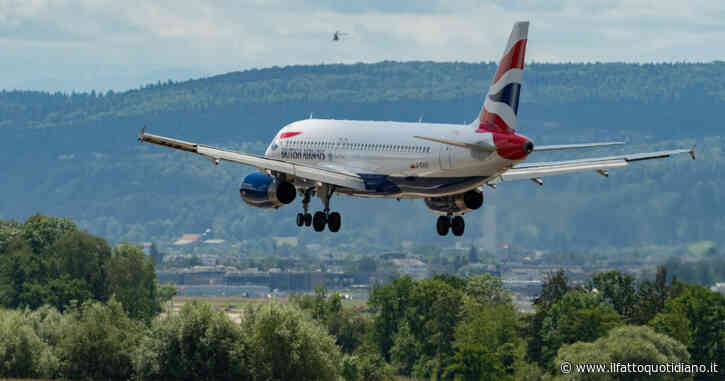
[296,189,313,227]
[296,185,342,233]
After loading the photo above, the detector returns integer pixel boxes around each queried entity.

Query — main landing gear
[436,214,465,236]
[295,185,342,233]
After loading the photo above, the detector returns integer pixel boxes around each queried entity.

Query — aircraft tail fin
[475,21,529,134]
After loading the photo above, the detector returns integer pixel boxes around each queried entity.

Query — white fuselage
[264,119,522,198]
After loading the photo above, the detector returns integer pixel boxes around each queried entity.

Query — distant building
[273,236,298,247]
[174,233,202,246]
[392,258,429,279]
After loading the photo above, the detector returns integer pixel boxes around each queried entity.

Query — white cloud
[0,0,723,91]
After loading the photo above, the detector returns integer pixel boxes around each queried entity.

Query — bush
[243,302,342,381]
[0,308,60,379]
[555,325,690,381]
[347,349,392,381]
[56,299,144,381]
[136,301,248,381]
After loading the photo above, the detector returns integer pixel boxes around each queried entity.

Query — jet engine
[240,172,296,209]
[424,189,483,215]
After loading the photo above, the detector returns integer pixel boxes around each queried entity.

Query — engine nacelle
[240,172,296,209]
[424,189,483,215]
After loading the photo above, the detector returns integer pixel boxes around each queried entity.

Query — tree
[157,283,178,308]
[137,301,248,381]
[538,290,622,369]
[104,243,161,322]
[292,288,368,355]
[466,273,510,306]
[0,239,48,309]
[313,285,329,320]
[57,299,144,381]
[369,276,415,360]
[650,284,725,380]
[342,349,392,381]
[390,321,420,376]
[21,214,77,256]
[52,230,111,303]
[325,308,368,354]
[243,302,341,381]
[535,270,571,308]
[632,265,673,324]
[0,219,22,253]
[527,270,572,365]
[649,311,692,348]
[445,301,522,381]
[588,270,638,320]
[555,325,691,381]
[433,273,467,290]
[406,279,465,378]
[0,309,59,379]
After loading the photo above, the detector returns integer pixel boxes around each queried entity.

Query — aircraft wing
[494,147,695,183]
[138,130,366,191]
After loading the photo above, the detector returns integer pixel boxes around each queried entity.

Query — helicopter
[332,30,348,41]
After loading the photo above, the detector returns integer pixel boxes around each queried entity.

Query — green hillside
[0,62,722,249]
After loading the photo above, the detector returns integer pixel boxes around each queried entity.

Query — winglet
[138,126,146,142]
[689,144,696,160]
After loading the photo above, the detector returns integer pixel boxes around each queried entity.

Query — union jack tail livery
[476,21,529,134]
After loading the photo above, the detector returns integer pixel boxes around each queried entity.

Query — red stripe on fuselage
[280,131,302,139]
[492,39,527,85]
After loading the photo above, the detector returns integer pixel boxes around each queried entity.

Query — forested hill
[1,62,723,250]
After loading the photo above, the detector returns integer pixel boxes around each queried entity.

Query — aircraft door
[439,144,454,169]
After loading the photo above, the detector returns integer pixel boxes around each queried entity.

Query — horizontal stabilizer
[533,141,625,152]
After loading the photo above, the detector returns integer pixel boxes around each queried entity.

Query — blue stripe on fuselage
[357,174,487,196]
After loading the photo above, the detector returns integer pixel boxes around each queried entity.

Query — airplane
[139,21,695,237]
[332,31,347,42]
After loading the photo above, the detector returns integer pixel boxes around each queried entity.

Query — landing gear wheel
[327,212,341,232]
[451,216,465,236]
[313,211,327,232]
[304,213,312,227]
[436,216,451,236]
[296,213,304,227]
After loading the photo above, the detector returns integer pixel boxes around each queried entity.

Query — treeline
[360,270,725,380]
[2,62,725,130]
[0,301,343,381]
[3,272,723,380]
[2,215,725,380]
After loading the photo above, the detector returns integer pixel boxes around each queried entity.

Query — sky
[1,0,724,92]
